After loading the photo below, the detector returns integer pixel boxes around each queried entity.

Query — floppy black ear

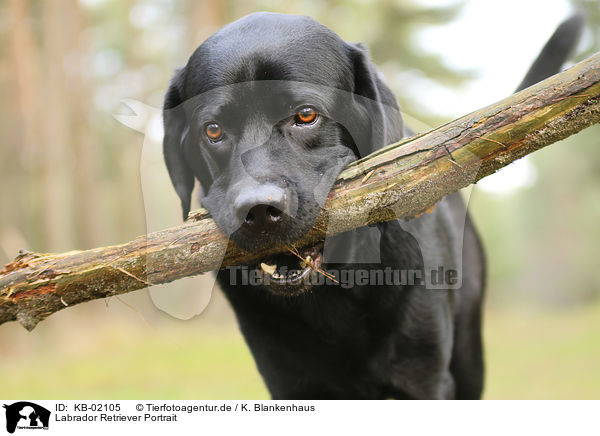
[347,42,380,102]
[163,69,195,220]
[345,42,404,156]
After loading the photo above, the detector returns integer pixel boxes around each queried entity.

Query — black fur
[163,12,582,399]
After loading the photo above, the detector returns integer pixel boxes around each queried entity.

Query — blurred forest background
[0,0,599,399]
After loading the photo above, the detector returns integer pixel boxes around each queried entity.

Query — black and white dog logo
[3,402,50,434]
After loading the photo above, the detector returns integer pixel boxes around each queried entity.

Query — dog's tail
[515,13,585,92]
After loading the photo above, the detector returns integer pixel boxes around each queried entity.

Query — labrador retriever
[162,12,583,399]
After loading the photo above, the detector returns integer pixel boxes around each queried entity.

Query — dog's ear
[163,69,194,220]
[345,42,403,157]
[347,42,379,102]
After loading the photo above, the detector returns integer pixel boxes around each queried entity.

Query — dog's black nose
[234,185,289,233]
[245,204,283,231]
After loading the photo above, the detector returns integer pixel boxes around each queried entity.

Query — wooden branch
[2,52,600,331]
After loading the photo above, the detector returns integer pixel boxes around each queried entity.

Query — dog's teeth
[260,262,277,275]
[300,255,312,269]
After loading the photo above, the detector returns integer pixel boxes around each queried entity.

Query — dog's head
[163,12,403,294]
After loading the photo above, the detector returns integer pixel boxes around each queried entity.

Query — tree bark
[2,51,600,331]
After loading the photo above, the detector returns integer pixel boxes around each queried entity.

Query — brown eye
[205,123,223,141]
[295,106,318,125]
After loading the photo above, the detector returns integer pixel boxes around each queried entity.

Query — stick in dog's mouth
[254,242,325,287]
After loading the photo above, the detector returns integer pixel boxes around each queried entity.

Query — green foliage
[471,1,600,306]
[572,0,600,60]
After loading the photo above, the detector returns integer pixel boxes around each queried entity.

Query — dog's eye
[205,123,223,141]
[295,106,318,125]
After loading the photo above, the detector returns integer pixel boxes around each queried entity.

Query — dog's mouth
[253,242,325,295]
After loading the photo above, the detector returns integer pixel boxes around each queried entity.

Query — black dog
[163,13,583,399]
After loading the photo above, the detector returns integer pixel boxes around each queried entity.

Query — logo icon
[3,402,50,434]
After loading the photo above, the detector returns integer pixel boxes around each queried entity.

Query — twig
[113,266,154,287]
[286,245,339,283]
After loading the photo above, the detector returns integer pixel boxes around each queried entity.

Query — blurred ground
[1,291,598,399]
